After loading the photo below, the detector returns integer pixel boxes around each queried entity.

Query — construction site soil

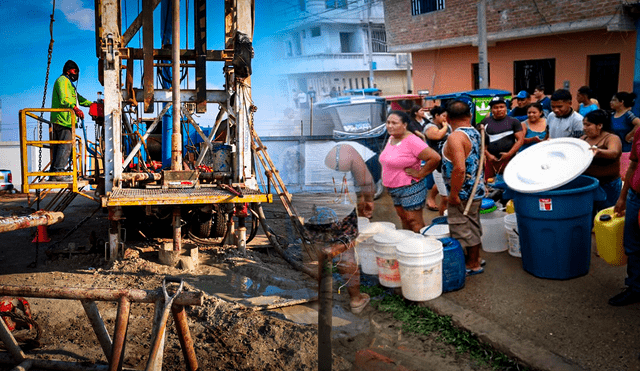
[0,192,494,371]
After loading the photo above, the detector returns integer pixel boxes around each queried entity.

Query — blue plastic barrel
[512,175,603,279]
[439,237,466,292]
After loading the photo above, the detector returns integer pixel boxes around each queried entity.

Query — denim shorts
[387,178,428,211]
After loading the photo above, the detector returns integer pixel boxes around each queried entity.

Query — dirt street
[0,192,495,371]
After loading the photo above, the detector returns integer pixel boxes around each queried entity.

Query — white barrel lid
[420,224,449,237]
[396,229,419,237]
[397,237,442,254]
[504,138,593,193]
[373,230,403,244]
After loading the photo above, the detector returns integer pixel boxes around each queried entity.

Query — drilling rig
[93,0,271,259]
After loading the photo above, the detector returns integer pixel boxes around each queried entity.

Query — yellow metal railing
[19,108,84,193]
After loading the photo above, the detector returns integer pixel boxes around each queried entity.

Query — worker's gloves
[73,106,84,121]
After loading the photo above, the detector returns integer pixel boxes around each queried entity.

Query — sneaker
[608,288,640,306]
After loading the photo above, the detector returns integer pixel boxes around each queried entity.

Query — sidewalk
[371,194,640,371]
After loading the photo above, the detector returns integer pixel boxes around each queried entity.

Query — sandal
[466,267,484,276]
[427,205,439,211]
[350,293,370,314]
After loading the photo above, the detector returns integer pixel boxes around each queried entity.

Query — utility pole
[366,0,375,88]
[478,0,488,89]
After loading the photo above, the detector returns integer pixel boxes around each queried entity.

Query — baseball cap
[515,90,530,99]
[488,97,507,107]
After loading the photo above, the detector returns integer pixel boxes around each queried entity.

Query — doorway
[589,54,620,108]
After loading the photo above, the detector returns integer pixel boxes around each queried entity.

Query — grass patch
[360,284,528,371]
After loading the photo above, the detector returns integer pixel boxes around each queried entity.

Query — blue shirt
[578,103,598,117]
[442,127,486,200]
[611,111,638,152]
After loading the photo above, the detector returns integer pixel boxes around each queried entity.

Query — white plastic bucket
[355,238,378,275]
[420,224,450,240]
[481,210,508,252]
[358,221,396,243]
[396,238,444,301]
[373,231,403,287]
[504,214,521,257]
[397,229,419,238]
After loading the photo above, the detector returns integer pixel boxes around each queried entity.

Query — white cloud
[56,0,95,31]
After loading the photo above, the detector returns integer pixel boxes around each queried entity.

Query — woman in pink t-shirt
[379,111,441,232]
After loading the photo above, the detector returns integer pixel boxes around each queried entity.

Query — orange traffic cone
[32,225,51,243]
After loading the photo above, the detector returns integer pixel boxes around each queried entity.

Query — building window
[301,30,306,39]
[311,26,321,37]
[340,32,355,53]
[300,0,306,11]
[411,0,445,16]
[371,26,387,53]
[472,63,490,90]
[513,59,555,96]
[326,0,348,9]
[286,41,293,57]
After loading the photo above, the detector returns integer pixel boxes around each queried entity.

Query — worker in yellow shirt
[49,60,92,181]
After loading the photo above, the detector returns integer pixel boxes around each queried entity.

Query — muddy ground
[0,192,494,371]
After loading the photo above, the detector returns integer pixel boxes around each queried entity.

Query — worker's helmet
[63,60,80,81]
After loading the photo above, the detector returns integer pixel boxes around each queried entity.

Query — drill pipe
[0,211,64,233]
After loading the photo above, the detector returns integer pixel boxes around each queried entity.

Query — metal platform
[103,186,272,207]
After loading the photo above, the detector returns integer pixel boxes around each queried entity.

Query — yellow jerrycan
[594,207,627,266]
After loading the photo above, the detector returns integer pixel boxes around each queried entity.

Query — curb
[419,296,588,371]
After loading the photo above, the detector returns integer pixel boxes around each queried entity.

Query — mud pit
[0,193,494,370]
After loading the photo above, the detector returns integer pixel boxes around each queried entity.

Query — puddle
[186,268,316,308]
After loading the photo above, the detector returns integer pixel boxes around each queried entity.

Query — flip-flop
[427,205,439,211]
[480,259,486,267]
[466,267,484,276]
[350,293,370,314]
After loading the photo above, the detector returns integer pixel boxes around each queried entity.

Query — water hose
[464,124,486,216]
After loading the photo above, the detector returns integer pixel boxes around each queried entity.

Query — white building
[266,0,411,107]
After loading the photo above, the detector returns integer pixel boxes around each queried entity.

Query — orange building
[383,0,640,108]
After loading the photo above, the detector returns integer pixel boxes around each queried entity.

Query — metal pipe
[108,297,131,371]
[318,251,333,371]
[0,353,139,371]
[0,211,64,233]
[0,313,26,363]
[173,207,181,251]
[120,172,163,182]
[237,217,246,255]
[0,285,203,306]
[171,0,182,171]
[9,359,32,371]
[171,305,199,371]
[148,299,166,371]
[81,299,113,359]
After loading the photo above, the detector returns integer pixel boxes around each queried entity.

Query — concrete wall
[412,29,636,103]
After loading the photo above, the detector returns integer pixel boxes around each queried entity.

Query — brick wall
[384,0,625,47]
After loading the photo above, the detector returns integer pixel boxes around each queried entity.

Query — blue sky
[0,0,285,141]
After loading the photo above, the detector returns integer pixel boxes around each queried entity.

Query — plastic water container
[358,217,370,230]
[440,237,466,292]
[396,237,444,301]
[513,175,603,279]
[355,238,379,275]
[481,209,508,253]
[373,231,403,287]
[358,221,394,243]
[420,224,450,240]
[594,207,627,266]
[397,229,420,238]
[504,213,521,257]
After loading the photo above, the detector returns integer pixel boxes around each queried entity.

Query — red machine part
[235,203,249,217]
[89,101,104,119]
[0,296,33,331]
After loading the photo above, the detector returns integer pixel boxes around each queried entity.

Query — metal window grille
[411,0,445,16]
[326,0,348,9]
[371,26,387,52]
